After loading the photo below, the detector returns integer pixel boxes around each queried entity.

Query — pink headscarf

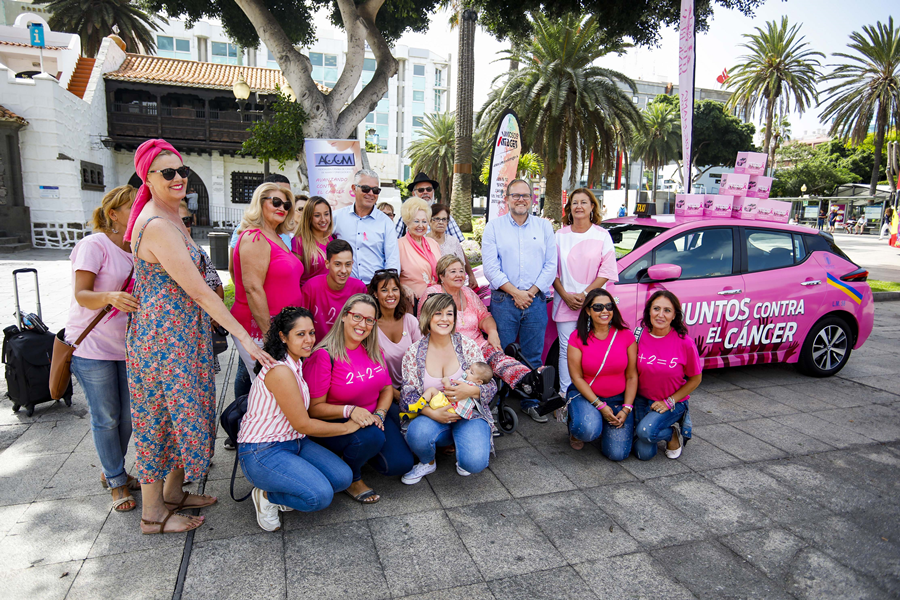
[124,138,183,242]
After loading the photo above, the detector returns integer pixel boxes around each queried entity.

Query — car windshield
[601,222,666,259]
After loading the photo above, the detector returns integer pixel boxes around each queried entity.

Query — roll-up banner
[486,109,522,221]
[304,139,362,212]
[678,0,696,192]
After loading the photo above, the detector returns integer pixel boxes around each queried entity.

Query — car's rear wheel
[798,316,853,377]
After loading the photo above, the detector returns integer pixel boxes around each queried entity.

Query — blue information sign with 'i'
[29,23,45,47]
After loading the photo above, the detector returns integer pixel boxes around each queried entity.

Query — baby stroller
[490,343,565,435]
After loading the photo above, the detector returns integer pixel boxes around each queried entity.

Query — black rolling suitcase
[2,268,72,417]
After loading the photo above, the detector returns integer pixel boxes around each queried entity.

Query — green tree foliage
[41,0,163,57]
[240,88,308,171]
[818,18,900,195]
[771,142,860,197]
[725,17,823,160]
[633,102,680,201]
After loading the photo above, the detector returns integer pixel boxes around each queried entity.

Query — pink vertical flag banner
[678,0,696,192]
[486,109,522,221]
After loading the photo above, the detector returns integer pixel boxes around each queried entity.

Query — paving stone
[646,474,770,535]
[676,437,743,471]
[761,460,881,514]
[67,544,182,600]
[584,482,705,548]
[534,442,636,489]
[0,559,80,600]
[488,445,575,498]
[712,368,772,390]
[652,540,793,599]
[693,395,762,422]
[446,499,565,581]
[281,490,367,530]
[685,406,726,426]
[785,547,892,600]
[0,451,69,508]
[841,375,899,395]
[775,413,875,448]
[814,405,900,443]
[730,418,836,455]
[284,520,389,600]
[425,455,511,508]
[513,412,570,446]
[719,527,807,580]
[369,510,480,597]
[2,420,89,457]
[519,490,640,563]
[0,424,28,452]
[574,552,696,599]
[0,502,29,537]
[493,431,530,451]
[487,566,599,600]
[37,450,114,502]
[190,477,268,543]
[753,385,836,413]
[0,494,109,570]
[184,532,285,600]
[395,583,495,600]
[355,468,442,518]
[720,388,799,416]
[697,374,743,394]
[791,378,896,409]
[696,424,787,462]
[87,497,186,558]
[618,451,693,480]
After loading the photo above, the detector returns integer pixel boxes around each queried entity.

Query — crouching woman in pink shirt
[633,291,703,460]
[238,307,354,532]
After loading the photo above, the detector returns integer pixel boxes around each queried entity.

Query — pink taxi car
[594,215,874,377]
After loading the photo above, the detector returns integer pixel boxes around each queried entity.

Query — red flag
[716,68,729,84]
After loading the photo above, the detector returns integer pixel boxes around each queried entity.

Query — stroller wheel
[498,404,518,434]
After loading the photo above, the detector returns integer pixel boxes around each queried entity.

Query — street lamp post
[233,73,271,176]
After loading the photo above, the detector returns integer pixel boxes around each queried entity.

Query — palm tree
[407,111,457,202]
[633,102,681,204]
[725,17,823,163]
[819,18,900,197]
[478,13,643,221]
[42,0,163,57]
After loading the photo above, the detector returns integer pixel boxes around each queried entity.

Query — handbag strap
[72,267,134,347]
[586,329,618,388]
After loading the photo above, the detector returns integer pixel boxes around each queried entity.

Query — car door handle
[800,280,821,286]
[717,289,743,295]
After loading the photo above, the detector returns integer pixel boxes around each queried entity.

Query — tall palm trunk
[870,101,889,198]
[544,162,564,221]
[763,96,776,157]
[651,164,659,210]
[451,8,476,233]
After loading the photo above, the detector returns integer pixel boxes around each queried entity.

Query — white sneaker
[456,462,471,477]
[401,461,436,485]
[251,487,282,532]
[665,423,684,459]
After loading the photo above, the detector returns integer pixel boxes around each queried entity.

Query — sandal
[569,435,584,451]
[345,488,380,504]
[111,485,136,512]
[101,474,141,491]
[440,444,457,456]
[163,490,218,511]
[141,511,204,535]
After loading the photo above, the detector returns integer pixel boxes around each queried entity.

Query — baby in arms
[402,362,493,422]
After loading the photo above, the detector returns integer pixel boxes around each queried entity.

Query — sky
[386,0,897,143]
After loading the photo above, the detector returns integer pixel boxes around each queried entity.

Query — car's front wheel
[798,316,853,377]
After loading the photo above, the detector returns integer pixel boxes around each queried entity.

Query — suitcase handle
[12,268,42,329]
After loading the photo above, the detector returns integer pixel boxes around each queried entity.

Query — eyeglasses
[347,311,377,327]
[589,302,615,312]
[263,196,293,211]
[181,216,193,227]
[358,185,382,195]
[431,217,449,223]
[506,193,530,201]
[415,186,434,193]
[147,166,190,180]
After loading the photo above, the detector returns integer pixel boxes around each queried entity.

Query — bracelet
[622,404,633,410]
[374,409,386,422]
[343,405,356,419]
[663,397,674,410]
[590,399,607,411]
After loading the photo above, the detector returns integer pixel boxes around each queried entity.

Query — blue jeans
[238,437,352,512]
[405,416,492,474]
[633,394,688,460]
[234,358,252,400]
[313,404,415,482]
[70,356,131,489]
[490,290,549,409]
[566,388,633,461]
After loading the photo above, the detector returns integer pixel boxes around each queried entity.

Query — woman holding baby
[400,293,498,484]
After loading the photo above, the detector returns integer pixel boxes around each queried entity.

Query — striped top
[237,354,309,444]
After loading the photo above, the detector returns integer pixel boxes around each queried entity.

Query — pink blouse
[238,354,308,444]
[398,235,441,298]
[376,313,423,387]
[419,284,491,350]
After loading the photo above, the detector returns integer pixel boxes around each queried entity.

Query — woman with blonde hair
[231,182,304,374]
[397,196,442,301]
[292,195,334,285]
[66,185,139,512]
[303,294,414,503]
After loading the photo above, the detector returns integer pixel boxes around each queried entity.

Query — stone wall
[31,220,87,248]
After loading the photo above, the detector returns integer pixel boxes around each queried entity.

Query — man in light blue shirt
[332,169,400,284]
[482,179,558,422]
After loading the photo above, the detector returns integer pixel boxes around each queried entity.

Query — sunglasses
[415,186,434,193]
[147,166,190,180]
[347,311,377,327]
[373,268,399,277]
[358,185,382,195]
[181,216,193,227]
[263,196,293,211]
[589,302,615,312]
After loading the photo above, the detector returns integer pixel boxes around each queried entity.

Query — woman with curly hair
[633,290,702,461]
[238,306,354,532]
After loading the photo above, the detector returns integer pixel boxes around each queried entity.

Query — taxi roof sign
[635,201,657,218]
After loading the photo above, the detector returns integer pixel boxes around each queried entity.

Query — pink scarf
[124,139,183,242]
[405,233,438,284]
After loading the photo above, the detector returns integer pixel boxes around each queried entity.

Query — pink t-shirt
[292,234,334,286]
[636,330,703,401]
[238,354,309,444]
[303,346,391,413]
[298,274,368,342]
[419,284,490,350]
[376,313,422,387]
[568,328,635,397]
[553,225,619,322]
[65,233,134,361]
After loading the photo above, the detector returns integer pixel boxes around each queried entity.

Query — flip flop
[345,488,380,504]
[141,511,204,535]
[163,490,218,512]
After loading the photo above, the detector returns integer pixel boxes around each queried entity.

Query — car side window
[746,230,795,272]
[792,234,807,262]
[652,228,733,279]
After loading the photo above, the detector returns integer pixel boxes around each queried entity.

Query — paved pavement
[0,241,899,599]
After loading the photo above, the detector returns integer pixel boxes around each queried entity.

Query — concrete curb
[873,291,900,302]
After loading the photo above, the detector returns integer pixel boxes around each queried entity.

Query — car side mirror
[645,264,682,282]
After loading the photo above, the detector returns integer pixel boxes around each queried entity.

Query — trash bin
[208,231,230,271]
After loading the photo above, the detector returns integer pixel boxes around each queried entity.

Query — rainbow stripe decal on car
[826,273,863,304]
